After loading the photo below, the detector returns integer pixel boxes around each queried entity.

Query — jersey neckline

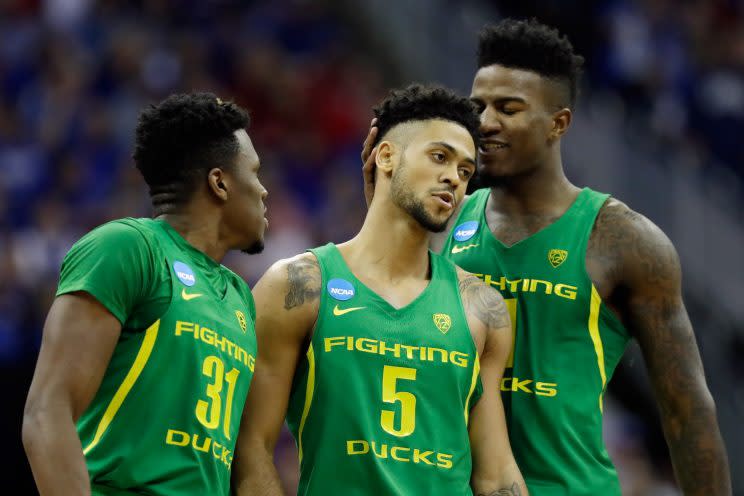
[328,243,441,315]
[482,187,591,250]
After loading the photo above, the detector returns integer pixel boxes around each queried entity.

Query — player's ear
[207,168,229,202]
[375,141,396,177]
[549,108,572,141]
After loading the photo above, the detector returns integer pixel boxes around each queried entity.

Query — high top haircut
[133,92,250,212]
[478,18,584,107]
[372,83,481,149]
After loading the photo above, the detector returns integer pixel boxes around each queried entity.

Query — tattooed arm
[458,270,528,496]
[232,253,321,496]
[592,201,731,495]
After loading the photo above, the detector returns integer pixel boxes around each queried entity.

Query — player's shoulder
[455,266,508,326]
[592,197,680,279]
[255,252,321,311]
[69,217,157,256]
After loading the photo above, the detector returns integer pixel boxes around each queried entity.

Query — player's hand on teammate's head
[361,118,378,208]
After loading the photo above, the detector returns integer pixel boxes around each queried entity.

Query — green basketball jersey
[285,243,483,495]
[441,188,631,496]
[57,218,257,495]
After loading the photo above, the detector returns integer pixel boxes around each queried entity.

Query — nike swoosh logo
[181,288,204,301]
[451,243,479,254]
[333,304,366,316]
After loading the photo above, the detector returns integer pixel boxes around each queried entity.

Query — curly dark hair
[372,84,480,149]
[133,92,250,210]
[478,18,584,106]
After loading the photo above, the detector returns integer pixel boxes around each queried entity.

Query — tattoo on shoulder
[477,483,522,496]
[458,273,510,330]
[284,257,321,310]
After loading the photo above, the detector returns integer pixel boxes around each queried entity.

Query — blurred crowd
[2,0,740,494]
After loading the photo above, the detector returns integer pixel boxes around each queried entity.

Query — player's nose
[479,106,502,135]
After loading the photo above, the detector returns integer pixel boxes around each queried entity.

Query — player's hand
[361,118,378,209]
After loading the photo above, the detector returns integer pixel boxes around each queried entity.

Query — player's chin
[477,155,515,178]
[241,237,265,255]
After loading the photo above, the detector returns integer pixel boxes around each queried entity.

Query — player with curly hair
[232,84,528,495]
[23,92,268,495]
[362,19,731,496]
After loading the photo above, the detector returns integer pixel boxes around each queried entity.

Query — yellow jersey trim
[588,286,607,413]
[297,343,316,463]
[83,320,160,455]
[464,353,481,426]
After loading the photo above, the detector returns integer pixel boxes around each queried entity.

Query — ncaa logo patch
[453,221,479,242]
[173,261,196,287]
[327,278,355,301]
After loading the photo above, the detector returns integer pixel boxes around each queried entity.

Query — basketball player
[22,93,268,495]
[233,84,527,495]
[361,19,731,496]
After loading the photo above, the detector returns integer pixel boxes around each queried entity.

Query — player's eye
[431,151,446,163]
[470,100,485,114]
[458,167,474,180]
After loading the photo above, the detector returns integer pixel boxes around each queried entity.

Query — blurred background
[1,0,741,493]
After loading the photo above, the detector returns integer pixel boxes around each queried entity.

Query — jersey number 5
[380,365,417,437]
[195,355,240,440]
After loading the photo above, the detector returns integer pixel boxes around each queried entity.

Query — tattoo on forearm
[284,258,320,310]
[477,483,522,496]
[458,273,510,330]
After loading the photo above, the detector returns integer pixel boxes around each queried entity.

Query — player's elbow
[21,402,46,458]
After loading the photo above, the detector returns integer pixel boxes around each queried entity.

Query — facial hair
[390,157,449,233]
[241,239,265,255]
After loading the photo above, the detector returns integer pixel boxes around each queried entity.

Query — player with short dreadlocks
[234,83,527,495]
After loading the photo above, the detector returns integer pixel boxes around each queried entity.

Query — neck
[343,195,432,281]
[156,203,227,262]
[487,150,579,214]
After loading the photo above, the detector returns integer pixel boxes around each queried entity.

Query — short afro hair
[477,18,584,106]
[133,92,250,210]
[372,83,480,149]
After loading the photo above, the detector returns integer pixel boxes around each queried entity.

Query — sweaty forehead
[471,65,554,105]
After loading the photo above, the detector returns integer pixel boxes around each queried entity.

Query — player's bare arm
[232,253,320,496]
[589,200,731,495]
[457,269,528,496]
[22,293,122,496]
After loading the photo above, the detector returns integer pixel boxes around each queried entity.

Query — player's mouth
[432,191,455,209]
[479,140,509,155]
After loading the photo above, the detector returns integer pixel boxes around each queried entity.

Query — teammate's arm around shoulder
[595,201,731,495]
[232,253,320,496]
[457,269,528,496]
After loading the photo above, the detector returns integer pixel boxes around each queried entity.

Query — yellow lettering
[213,335,228,352]
[530,279,553,294]
[371,441,388,458]
[511,378,533,393]
[165,429,189,447]
[535,382,558,397]
[413,449,435,465]
[555,284,577,300]
[449,351,469,368]
[324,336,346,352]
[174,321,194,336]
[379,341,401,358]
[400,345,418,360]
[500,377,512,392]
[507,278,522,292]
[200,326,215,345]
[347,440,369,455]
[391,446,410,462]
[426,347,448,363]
[212,441,223,459]
[247,355,255,373]
[191,434,211,452]
[356,337,378,353]
[437,453,453,469]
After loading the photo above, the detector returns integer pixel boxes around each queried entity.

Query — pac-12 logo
[453,221,479,242]
[327,278,355,301]
[173,261,196,286]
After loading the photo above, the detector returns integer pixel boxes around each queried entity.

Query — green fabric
[286,243,482,495]
[59,218,256,495]
[441,188,631,496]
